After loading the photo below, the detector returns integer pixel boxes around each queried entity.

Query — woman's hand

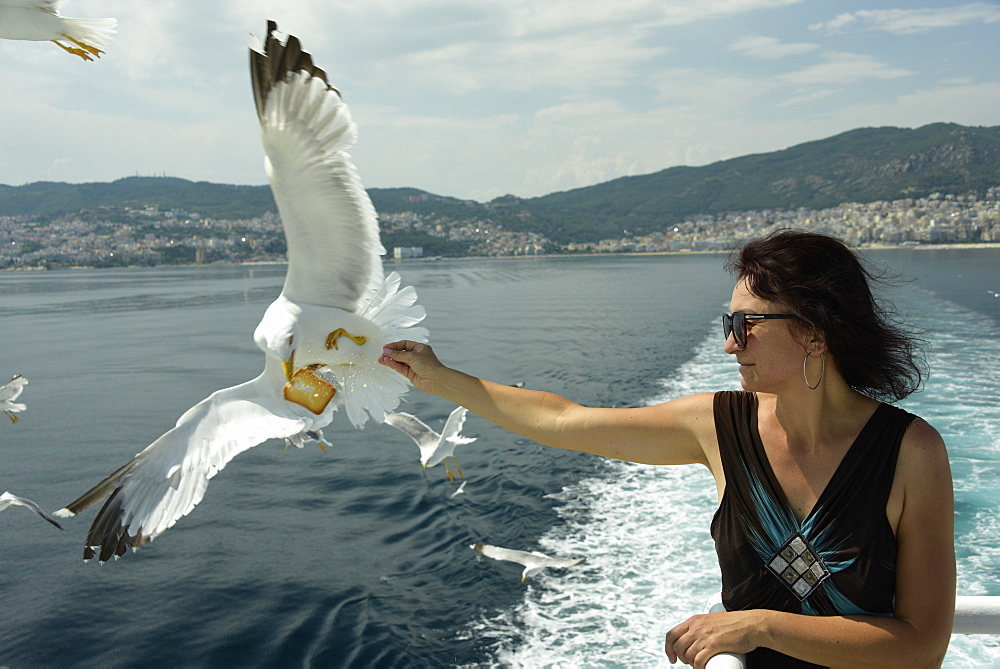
[378,340,445,394]
[664,611,764,668]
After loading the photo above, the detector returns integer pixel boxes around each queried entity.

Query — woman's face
[726,279,809,394]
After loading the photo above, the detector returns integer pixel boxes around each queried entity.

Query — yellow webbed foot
[5,412,18,424]
[63,34,104,58]
[452,456,464,479]
[51,39,94,61]
[326,328,366,350]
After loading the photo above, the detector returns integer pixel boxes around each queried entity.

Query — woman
[378,230,955,668]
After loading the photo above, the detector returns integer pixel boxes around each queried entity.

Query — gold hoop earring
[804,353,825,390]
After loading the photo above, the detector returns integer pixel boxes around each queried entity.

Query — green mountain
[0,177,275,220]
[2,122,997,244]
[517,122,1000,242]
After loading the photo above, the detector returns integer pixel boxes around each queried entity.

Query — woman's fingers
[382,340,423,354]
[378,341,440,392]
[664,619,690,664]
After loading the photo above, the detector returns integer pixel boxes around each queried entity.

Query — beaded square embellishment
[766,533,830,601]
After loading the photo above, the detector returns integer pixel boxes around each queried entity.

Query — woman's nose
[723,332,742,355]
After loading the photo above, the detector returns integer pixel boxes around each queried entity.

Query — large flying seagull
[56,21,429,562]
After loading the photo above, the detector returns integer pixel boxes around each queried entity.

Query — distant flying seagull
[0,374,28,423]
[1,491,64,530]
[384,406,476,481]
[0,0,116,61]
[55,21,428,563]
[470,542,586,582]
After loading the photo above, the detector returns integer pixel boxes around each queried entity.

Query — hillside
[519,122,1000,242]
[1,122,997,244]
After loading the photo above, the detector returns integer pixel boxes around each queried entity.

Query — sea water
[0,250,996,667]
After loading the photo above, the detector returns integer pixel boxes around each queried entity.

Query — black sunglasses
[722,312,801,349]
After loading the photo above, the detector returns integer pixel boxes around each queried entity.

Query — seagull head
[255,296,299,367]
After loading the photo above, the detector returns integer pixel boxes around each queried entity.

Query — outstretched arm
[378,340,716,467]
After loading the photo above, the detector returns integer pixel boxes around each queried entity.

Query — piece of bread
[283,364,337,414]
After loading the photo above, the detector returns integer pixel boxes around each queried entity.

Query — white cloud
[728,35,820,59]
[777,52,915,86]
[887,80,1000,127]
[776,89,840,107]
[396,31,666,93]
[809,3,1000,35]
[0,0,995,200]
[647,66,779,108]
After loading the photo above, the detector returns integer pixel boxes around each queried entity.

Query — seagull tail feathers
[63,18,117,51]
[359,271,428,338]
[337,273,429,428]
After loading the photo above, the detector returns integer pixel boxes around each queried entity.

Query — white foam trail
[471,288,1000,667]
[898,290,1000,666]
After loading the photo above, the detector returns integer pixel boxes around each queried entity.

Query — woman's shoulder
[875,402,947,456]
[899,416,948,462]
[894,415,951,501]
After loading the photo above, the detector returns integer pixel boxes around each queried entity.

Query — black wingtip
[81,487,149,564]
[250,20,340,121]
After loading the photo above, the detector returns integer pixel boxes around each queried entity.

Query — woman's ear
[796,323,828,355]
[807,330,829,356]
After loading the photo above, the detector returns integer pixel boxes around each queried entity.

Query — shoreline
[3,242,999,272]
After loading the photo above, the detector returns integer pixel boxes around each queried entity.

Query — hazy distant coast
[2,123,998,269]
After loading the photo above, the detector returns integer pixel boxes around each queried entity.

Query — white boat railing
[702,595,1000,669]
[953,596,1000,634]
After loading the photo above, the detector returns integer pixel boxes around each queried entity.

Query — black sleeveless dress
[710,391,917,668]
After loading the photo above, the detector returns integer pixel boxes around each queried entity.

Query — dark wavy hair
[725,229,926,402]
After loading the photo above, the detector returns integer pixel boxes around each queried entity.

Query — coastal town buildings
[1,187,998,268]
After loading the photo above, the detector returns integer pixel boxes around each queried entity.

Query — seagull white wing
[248,21,427,430]
[2,1,60,13]
[384,411,441,464]
[472,543,536,565]
[56,358,322,562]
[472,542,587,569]
[251,21,384,311]
[529,553,588,569]
[0,491,64,530]
[441,406,476,446]
[0,375,27,402]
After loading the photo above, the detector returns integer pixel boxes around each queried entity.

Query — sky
[1,1,998,202]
